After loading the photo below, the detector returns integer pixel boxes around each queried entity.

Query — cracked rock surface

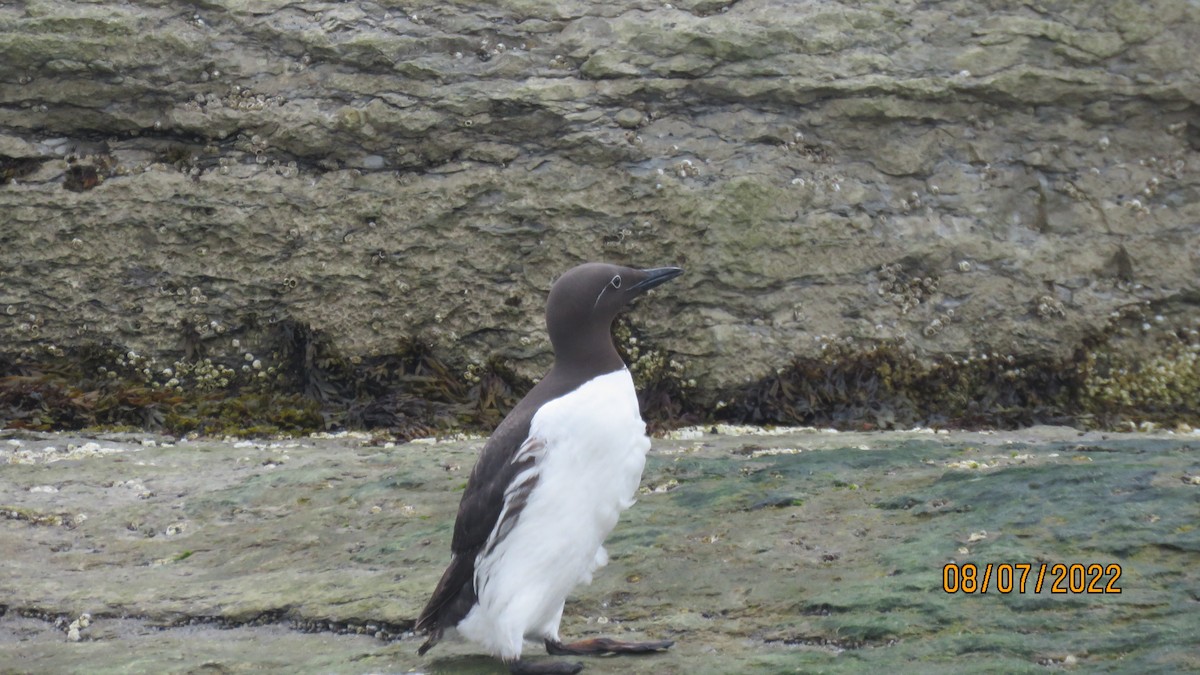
[2,0,1199,389]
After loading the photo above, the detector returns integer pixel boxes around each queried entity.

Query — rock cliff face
[1,1,1198,423]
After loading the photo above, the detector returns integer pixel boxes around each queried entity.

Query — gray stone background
[1,0,1198,402]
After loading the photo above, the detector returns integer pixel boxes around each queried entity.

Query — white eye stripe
[594,274,625,308]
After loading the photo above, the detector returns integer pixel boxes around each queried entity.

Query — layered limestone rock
[1,0,1197,399]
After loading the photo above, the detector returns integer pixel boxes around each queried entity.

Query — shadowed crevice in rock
[1,604,414,640]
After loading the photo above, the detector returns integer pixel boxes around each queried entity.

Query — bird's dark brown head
[545,262,683,366]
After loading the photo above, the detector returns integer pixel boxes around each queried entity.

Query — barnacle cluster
[876,263,939,314]
[613,319,689,389]
[784,132,832,164]
[1106,151,1189,217]
[789,170,844,194]
[66,613,91,642]
[612,318,696,429]
[476,37,524,61]
[1079,321,1200,417]
[156,144,207,176]
[603,226,634,250]
[3,335,315,435]
[602,221,656,251]
[15,311,44,338]
[108,350,247,392]
[673,158,700,178]
[923,317,944,338]
[240,132,272,166]
[185,286,210,306]
[462,361,485,385]
[1124,196,1151,217]
[1059,179,1087,201]
[1035,295,1066,319]
[183,84,286,113]
[899,190,925,212]
[1141,153,1188,182]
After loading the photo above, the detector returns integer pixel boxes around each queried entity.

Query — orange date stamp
[942,563,1123,594]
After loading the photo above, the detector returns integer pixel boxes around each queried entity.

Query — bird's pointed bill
[629,267,683,293]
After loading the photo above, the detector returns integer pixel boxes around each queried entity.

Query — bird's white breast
[526,367,650,537]
[460,368,650,658]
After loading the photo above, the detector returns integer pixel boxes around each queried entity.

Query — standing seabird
[416,262,682,674]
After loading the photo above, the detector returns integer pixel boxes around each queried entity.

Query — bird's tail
[415,552,475,656]
[417,627,442,655]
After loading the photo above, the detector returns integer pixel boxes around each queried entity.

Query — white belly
[457,368,650,659]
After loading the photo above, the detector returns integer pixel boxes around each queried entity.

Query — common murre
[416,262,683,674]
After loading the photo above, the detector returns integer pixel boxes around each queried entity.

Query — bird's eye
[610,275,622,289]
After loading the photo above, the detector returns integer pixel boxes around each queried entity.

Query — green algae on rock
[1,428,1197,672]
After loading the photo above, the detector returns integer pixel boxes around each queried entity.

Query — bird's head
[545,262,683,359]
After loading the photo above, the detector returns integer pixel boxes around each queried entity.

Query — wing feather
[415,407,541,642]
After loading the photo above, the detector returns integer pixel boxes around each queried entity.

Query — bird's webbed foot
[544,636,674,656]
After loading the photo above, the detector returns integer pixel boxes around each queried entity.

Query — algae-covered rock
[1,427,1197,672]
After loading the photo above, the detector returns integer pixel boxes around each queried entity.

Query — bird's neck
[549,326,626,383]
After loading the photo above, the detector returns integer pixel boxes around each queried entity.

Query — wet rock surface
[2,426,1198,673]
[2,1,1199,395]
